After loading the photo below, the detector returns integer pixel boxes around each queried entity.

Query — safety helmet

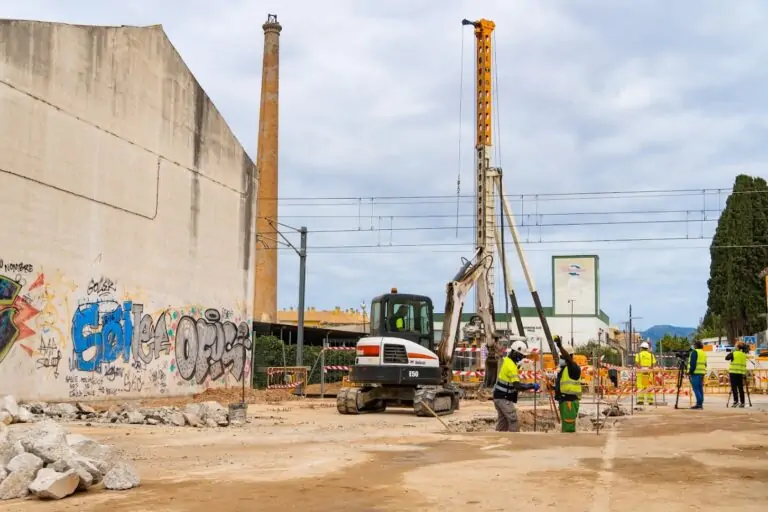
[640,342,650,350]
[509,340,530,356]
[561,343,574,356]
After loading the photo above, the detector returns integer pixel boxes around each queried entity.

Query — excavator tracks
[336,387,386,415]
[413,386,459,417]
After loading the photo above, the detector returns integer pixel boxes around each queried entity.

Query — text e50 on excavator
[337,248,502,417]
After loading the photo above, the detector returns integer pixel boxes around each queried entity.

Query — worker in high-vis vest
[492,341,540,432]
[687,340,708,409]
[391,306,408,331]
[725,341,748,408]
[553,335,582,433]
[634,342,657,405]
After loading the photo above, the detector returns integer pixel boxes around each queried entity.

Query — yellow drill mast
[462,18,497,316]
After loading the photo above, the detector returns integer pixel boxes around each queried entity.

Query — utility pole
[269,222,308,366]
[296,227,307,366]
[760,267,768,339]
[568,298,576,347]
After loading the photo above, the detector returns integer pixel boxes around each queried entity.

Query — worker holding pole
[553,335,582,433]
[493,341,540,432]
[634,342,657,405]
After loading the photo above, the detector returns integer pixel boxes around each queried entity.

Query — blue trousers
[689,374,704,406]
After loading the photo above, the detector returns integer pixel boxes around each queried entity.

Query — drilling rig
[461,18,559,375]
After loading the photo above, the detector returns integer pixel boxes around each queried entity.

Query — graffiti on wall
[0,274,41,364]
[1,264,253,399]
[174,308,252,384]
[71,301,252,384]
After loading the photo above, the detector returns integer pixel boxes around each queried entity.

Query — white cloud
[2,0,766,330]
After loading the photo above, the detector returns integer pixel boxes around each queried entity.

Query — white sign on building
[552,255,599,316]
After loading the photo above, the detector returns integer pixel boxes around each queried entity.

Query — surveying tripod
[674,356,689,410]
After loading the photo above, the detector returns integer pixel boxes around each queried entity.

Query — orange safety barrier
[266,366,307,390]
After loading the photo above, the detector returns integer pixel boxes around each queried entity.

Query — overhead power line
[256,187,767,203]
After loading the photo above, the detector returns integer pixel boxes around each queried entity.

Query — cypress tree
[707,175,768,340]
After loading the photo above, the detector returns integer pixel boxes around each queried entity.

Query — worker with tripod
[725,341,749,408]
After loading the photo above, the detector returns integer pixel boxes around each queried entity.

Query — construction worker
[553,335,582,433]
[687,340,707,409]
[634,341,657,405]
[493,340,540,432]
[391,306,408,331]
[725,341,748,407]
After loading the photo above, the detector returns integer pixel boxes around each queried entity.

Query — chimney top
[263,13,282,32]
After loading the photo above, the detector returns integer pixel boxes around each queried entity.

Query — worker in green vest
[726,341,748,408]
[493,341,540,432]
[553,335,582,432]
[687,340,707,409]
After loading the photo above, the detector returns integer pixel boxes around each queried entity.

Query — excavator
[336,247,514,416]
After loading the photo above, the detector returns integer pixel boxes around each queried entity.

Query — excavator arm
[435,248,499,384]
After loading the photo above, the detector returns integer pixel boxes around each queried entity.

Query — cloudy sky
[4,0,765,331]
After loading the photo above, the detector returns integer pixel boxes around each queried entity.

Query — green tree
[654,334,691,353]
[694,309,726,341]
[706,175,768,340]
[574,341,622,366]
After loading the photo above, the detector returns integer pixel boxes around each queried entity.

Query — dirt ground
[4,394,768,511]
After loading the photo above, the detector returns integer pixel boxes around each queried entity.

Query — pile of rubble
[0,419,140,501]
[2,395,244,428]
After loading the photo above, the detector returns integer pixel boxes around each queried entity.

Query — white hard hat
[561,344,574,356]
[509,340,530,355]
[640,342,650,350]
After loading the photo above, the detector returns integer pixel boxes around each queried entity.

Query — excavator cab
[370,288,435,350]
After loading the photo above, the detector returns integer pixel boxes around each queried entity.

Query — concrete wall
[0,21,257,401]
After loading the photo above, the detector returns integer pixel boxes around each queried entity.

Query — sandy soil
[4,395,768,511]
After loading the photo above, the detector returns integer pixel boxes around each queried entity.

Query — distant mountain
[641,325,696,342]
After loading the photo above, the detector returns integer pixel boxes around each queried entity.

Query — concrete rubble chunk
[20,419,73,463]
[76,403,96,415]
[0,396,19,421]
[102,461,140,490]
[15,406,33,423]
[0,412,12,426]
[7,453,44,474]
[168,411,186,427]
[0,467,6,483]
[183,413,202,427]
[28,468,80,500]
[123,411,146,424]
[27,402,46,415]
[46,403,78,417]
[70,439,118,474]
[0,468,36,500]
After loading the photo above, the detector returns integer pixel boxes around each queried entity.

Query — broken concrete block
[168,411,186,427]
[103,461,140,490]
[6,453,44,474]
[26,402,46,415]
[145,418,160,426]
[0,468,6,484]
[15,406,33,423]
[20,419,73,463]
[183,413,202,427]
[76,403,96,415]
[183,403,204,417]
[0,396,19,421]
[28,467,80,500]
[0,469,36,500]
[70,439,118,474]
[46,403,78,418]
[0,412,12,426]
[123,411,145,424]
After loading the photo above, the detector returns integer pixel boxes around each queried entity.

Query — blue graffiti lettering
[71,301,133,371]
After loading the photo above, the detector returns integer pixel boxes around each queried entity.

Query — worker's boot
[738,403,745,408]
[731,402,738,408]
